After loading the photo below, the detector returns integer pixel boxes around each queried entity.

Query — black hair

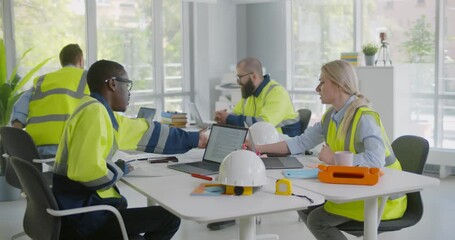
[87,60,126,93]
[59,44,83,67]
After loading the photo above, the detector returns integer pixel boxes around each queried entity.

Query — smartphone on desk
[146,156,179,164]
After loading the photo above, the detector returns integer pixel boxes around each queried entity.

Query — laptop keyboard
[186,161,220,171]
[263,158,285,168]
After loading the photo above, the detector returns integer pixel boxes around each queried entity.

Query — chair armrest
[47,205,128,240]
[33,158,55,163]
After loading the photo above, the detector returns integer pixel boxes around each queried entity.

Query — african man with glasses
[52,60,208,240]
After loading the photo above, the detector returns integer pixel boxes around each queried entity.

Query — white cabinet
[356,66,412,140]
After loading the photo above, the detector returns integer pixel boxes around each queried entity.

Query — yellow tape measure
[275,178,292,195]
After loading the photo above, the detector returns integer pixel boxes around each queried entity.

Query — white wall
[191,1,289,120]
[238,2,288,85]
[192,1,238,119]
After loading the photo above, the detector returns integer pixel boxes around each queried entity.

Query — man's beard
[241,77,255,98]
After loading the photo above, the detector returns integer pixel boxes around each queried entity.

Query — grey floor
[1,173,453,240]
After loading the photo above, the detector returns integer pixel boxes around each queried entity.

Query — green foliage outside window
[402,15,435,63]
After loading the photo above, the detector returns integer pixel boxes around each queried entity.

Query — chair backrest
[391,135,429,174]
[0,127,42,189]
[9,156,61,240]
[298,109,312,134]
[336,134,429,235]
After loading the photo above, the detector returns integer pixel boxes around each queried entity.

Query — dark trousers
[63,206,180,240]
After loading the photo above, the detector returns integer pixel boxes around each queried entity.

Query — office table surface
[267,167,440,202]
[121,174,324,223]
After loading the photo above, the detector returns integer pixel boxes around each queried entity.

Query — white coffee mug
[334,151,354,166]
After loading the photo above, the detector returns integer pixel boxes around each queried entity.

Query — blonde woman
[254,60,406,240]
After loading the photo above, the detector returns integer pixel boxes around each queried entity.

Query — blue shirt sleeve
[163,127,199,154]
[352,114,386,168]
[226,114,248,127]
[9,88,33,126]
[285,122,324,155]
[144,122,199,154]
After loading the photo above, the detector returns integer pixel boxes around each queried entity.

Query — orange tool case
[317,165,384,186]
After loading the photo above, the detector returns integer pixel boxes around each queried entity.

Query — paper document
[126,161,184,177]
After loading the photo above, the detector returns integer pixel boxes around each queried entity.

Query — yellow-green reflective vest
[114,112,158,152]
[26,67,89,147]
[232,79,299,133]
[321,107,407,221]
[54,97,122,199]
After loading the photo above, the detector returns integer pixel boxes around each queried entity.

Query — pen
[191,173,213,181]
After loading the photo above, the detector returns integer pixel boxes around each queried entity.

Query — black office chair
[9,156,144,240]
[336,135,430,236]
[298,109,312,133]
[0,126,53,189]
[297,109,313,155]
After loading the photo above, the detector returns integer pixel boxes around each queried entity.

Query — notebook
[188,102,214,129]
[167,124,248,175]
[248,130,303,169]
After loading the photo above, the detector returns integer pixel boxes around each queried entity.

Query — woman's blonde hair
[321,60,370,136]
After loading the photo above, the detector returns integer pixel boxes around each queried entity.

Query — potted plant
[0,39,51,201]
[362,43,379,66]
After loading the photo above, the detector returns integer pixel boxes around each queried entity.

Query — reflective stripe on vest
[26,69,88,147]
[30,71,87,101]
[241,83,300,127]
[53,99,122,198]
[321,107,407,221]
[321,107,396,166]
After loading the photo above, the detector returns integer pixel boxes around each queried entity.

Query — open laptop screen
[137,107,156,120]
[203,124,248,163]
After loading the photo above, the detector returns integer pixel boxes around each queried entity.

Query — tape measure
[275,178,292,195]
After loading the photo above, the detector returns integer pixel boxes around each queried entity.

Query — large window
[13,0,86,78]
[97,0,155,116]
[96,0,186,117]
[363,0,436,145]
[290,0,354,120]
[4,0,187,118]
[291,0,454,149]
[441,0,455,148]
[163,1,185,111]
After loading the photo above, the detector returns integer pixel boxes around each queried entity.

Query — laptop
[248,131,303,169]
[188,102,214,129]
[168,124,248,175]
[137,107,156,121]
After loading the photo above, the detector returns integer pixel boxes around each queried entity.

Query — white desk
[268,164,440,240]
[122,174,324,240]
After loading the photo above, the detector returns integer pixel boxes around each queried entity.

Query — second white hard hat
[249,121,280,145]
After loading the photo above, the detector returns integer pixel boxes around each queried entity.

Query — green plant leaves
[12,57,52,95]
[0,39,51,126]
[0,83,13,126]
[0,39,7,85]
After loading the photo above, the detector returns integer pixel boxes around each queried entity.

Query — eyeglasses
[236,72,253,84]
[105,77,133,91]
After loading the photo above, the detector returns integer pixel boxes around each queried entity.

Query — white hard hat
[249,121,280,145]
[218,150,267,187]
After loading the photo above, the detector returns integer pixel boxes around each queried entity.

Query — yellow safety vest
[232,79,299,133]
[54,97,122,199]
[26,67,89,147]
[321,107,407,221]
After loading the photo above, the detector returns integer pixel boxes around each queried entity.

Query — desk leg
[364,198,378,240]
[239,216,256,240]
